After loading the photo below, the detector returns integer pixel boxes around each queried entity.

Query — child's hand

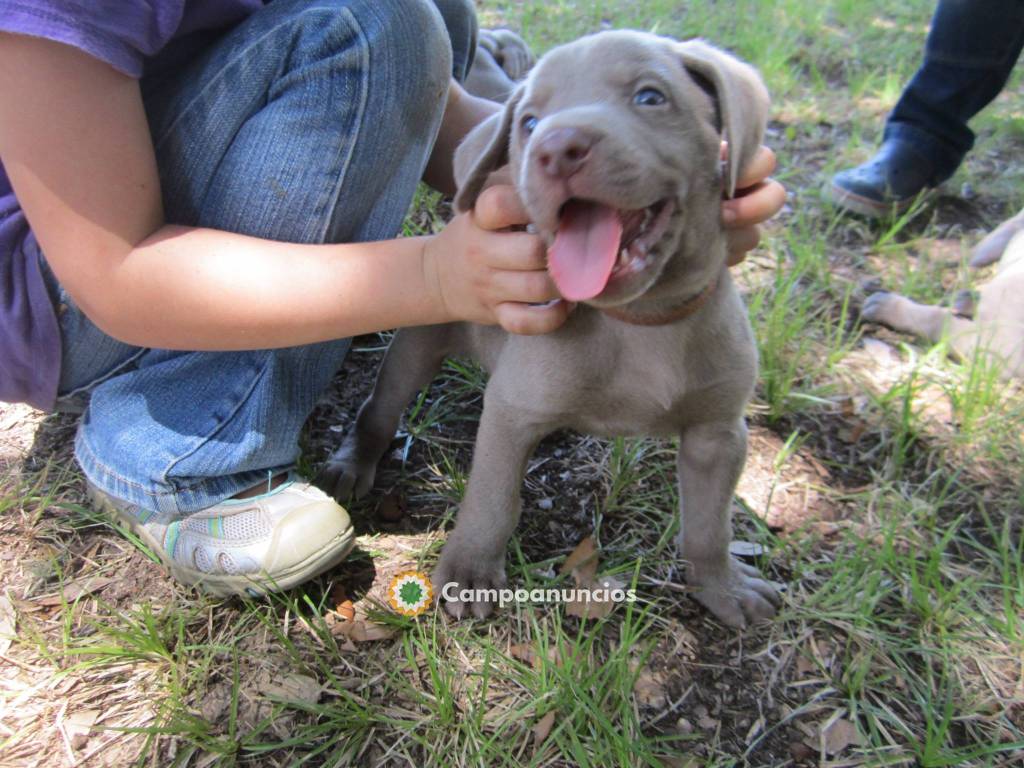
[424,185,571,334]
[721,145,786,266]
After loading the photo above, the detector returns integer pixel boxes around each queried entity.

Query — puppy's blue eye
[634,87,667,106]
[521,115,539,134]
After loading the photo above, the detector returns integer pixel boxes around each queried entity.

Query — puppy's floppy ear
[675,39,770,198]
[453,84,525,213]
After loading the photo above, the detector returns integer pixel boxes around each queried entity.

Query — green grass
[2,0,1023,765]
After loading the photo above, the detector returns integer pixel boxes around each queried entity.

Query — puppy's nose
[535,127,595,178]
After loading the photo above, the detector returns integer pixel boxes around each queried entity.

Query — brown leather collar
[600,273,720,326]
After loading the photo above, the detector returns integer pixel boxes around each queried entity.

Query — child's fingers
[490,267,560,304]
[475,184,531,231]
[722,179,786,227]
[726,225,761,266]
[494,299,571,335]
[736,146,777,191]
[483,231,548,271]
[719,143,778,191]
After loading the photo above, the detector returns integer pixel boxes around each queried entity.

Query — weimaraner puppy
[861,209,1024,378]
[323,31,780,628]
[465,29,535,103]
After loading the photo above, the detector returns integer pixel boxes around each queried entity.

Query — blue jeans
[884,0,1024,182]
[44,0,476,516]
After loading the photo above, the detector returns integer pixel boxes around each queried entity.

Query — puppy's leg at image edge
[862,292,979,358]
[433,395,546,620]
[676,419,780,628]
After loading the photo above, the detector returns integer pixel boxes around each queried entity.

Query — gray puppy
[323,31,780,628]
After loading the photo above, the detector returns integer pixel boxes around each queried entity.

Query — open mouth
[548,198,676,301]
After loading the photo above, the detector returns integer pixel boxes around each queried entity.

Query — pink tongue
[548,201,623,301]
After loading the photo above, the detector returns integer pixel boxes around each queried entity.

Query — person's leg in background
[47,0,478,595]
[831,0,1024,217]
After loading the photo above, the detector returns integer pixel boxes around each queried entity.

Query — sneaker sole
[829,181,919,219]
[88,484,356,598]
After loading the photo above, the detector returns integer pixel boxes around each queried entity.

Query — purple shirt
[0,0,263,410]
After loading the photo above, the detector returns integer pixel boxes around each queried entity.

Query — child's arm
[0,33,570,349]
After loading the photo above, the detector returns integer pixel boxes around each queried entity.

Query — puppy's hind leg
[676,419,780,628]
[321,325,457,500]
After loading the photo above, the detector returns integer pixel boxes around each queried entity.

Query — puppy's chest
[494,324,731,437]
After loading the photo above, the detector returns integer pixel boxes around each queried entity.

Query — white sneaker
[86,475,355,597]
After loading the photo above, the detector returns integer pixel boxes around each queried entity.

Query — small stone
[537,498,554,511]
[675,717,694,735]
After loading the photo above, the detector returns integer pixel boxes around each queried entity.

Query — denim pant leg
[884,0,1024,182]
[69,0,474,517]
[432,0,479,81]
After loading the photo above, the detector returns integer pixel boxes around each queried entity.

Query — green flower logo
[388,570,433,616]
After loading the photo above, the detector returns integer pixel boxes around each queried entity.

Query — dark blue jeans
[45,0,477,516]
[884,0,1024,182]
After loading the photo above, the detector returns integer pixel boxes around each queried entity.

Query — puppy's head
[454,31,769,307]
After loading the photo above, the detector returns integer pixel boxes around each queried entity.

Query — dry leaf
[329,582,348,608]
[659,758,701,768]
[632,669,669,708]
[820,717,863,755]
[509,643,559,669]
[259,673,323,705]
[0,595,15,654]
[533,710,556,753]
[336,600,355,622]
[376,493,406,523]
[37,575,115,606]
[64,708,100,750]
[565,575,623,620]
[789,740,815,762]
[346,620,397,643]
[560,536,598,584]
[794,654,817,677]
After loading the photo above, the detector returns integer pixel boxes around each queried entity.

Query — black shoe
[830,140,938,218]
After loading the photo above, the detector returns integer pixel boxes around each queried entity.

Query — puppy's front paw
[689,557,780,629]
[433,542,507,620]
[318,432,380,501]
